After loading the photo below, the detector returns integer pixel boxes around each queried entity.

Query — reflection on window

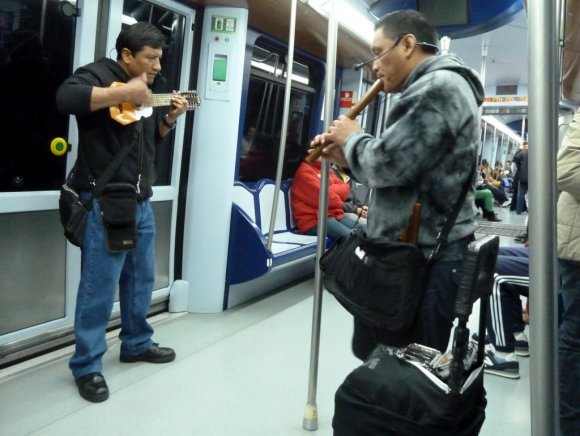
[250,44,310,85]
[122,0,186,186]
[0,0,74,192]
[238,41,322,183]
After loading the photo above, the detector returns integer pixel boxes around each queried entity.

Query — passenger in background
[56,23,188,403]
[480,159,510,206]
[291,157,358,239]
[556,108,580,436]
[475,188,502,222]
[311,9,483,356]
[241,125,257,158]
[513,141,529,214]
[503,160,513,178]
[332,163,370,225]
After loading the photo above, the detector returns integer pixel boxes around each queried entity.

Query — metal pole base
[302,403,318,431]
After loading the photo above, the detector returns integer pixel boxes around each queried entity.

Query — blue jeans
[305,216,360,239]
[559,259,580,435]
[516,181,528,214]
[69,194,156,378]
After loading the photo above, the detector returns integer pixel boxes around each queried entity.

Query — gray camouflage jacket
[344,54,484,247]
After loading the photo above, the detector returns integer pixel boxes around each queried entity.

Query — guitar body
[108,81,200,125]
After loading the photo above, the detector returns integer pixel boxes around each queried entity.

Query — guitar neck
[149,94,175,108]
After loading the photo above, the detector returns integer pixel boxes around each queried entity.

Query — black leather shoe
[75,373,109,403]
[120,343,176,364]
[514,234,528,243]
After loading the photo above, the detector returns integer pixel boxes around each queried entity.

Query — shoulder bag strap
[92,122,142,197]
[427,164,475,262]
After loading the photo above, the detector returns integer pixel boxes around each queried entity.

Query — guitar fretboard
[150,94,175,108]
[149,92,199,109]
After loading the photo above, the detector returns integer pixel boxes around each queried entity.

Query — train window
[359,80,389,137]
[0,0,75,192]
[122,0,187,186]
[239,42,320,182]
[251,44,311,85]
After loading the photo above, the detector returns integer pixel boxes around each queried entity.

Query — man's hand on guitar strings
[166,91,189,122]
[123,72,152,107]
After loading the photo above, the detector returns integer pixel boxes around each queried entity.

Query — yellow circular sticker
[50,137,68,156]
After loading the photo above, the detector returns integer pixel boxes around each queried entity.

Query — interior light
[482,115,523,142]
[303,0,376,45]
[122,15,138,25]
[250,60,309,85]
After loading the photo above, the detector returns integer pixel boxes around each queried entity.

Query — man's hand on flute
[309,115,362,167]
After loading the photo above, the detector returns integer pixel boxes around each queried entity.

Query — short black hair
[115,22,167,60]
[375,10,439,53]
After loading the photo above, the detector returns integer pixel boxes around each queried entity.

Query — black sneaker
[120,343,176,364]
[484,348,520,379]
[75,373,109,403]
[514,234,528,243]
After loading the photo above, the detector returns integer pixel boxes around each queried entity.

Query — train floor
[0,206,531,436]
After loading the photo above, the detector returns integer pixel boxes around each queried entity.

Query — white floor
[0,206,531,436]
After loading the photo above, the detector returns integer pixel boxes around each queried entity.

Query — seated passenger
[480,159,510,206]
[291,157,358,239]
[241,126,257,158]
[475,188,502,222]
[480,246,529,379]
[332,164,370,225]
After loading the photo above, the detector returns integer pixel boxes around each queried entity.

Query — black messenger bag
[320,172,472,331]
[99,182,138,252]
[320,229,429,331]
[58,122,142,248]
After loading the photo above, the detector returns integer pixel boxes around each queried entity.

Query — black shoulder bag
[320,178,471,332]
[59,124,141,248]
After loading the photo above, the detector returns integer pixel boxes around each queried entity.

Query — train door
[103,0,195,305]
[0,0,195,364]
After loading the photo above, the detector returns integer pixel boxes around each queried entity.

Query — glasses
[353,34,405,71]
[352,34,439,71]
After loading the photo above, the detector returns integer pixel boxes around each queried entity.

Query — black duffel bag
[320,228,429,331]
[333,344,486,436]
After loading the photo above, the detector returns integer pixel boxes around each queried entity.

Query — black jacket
[56,58,164,199]
[513,149,529,183]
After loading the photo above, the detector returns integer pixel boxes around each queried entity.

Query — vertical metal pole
[479,122,487,162]
[528,0,560,434]
[303,0,338,431]
[492,125,497,162]
[440,36,451,54]
[266,0,297,252]
[480,42,488,87]
[522,115,527,139]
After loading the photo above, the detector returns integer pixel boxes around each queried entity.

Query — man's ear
[402,34,418,57]
[120,47,133,63]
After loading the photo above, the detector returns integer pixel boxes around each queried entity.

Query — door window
[122,0,187,186]
[0,0,75,191]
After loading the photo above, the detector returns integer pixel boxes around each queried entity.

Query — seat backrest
[258,181,288,234]
[232,182,258,225]
[281,179,296,230]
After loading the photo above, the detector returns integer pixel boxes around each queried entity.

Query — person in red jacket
[291,159,359,239]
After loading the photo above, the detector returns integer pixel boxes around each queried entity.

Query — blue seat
[225,180,332,308]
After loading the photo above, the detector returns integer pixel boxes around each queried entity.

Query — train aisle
[0,210,530,435]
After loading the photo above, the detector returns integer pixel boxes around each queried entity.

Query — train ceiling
[187,0,372,68]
